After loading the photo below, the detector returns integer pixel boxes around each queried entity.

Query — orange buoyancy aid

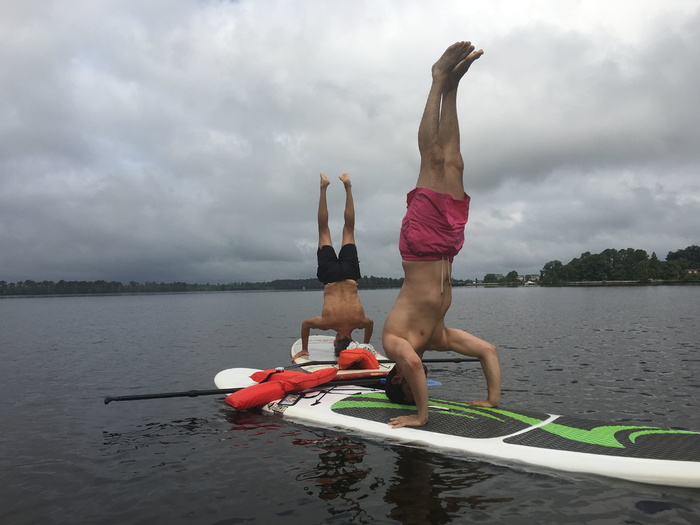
[225,367,338,410]
[337,347,380,370]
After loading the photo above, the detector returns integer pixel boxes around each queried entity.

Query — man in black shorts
[293,173,374,361]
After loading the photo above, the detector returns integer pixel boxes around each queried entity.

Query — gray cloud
[1,0,698,284]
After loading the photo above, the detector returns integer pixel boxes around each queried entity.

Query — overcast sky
[2,0,699,284]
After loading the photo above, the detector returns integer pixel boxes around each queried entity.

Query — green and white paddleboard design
[258,386,700,488]
[332,392,699,462]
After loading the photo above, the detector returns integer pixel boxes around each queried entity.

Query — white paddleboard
[214,368,260,390]
[215,371,700,489]
[291,335,393,379]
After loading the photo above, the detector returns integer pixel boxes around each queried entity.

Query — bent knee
[480,343,499,362]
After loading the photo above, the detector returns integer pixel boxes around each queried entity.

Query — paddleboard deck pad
[291,335,392,379]
[243,385,700,488]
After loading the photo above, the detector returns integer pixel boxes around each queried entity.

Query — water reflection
[292,436,371,498]
[226,410,515,524]
[292,435,373,522]
[385,448,512,525]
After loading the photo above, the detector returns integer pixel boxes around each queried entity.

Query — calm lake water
[1,286,699,524]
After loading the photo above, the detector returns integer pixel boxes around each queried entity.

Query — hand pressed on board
[291,349,309,362]
[388,413,428,429]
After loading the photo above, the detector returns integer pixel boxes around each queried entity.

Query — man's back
[321,279,367,327]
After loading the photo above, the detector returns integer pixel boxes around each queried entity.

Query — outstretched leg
[339,173,356,246]
[439,44,483,199]
[317,173,332,248]
[415,42,473,192]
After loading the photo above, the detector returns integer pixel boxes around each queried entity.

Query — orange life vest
[225,367,338,410]
[337,347,380,370]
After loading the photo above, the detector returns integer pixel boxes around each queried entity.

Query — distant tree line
[0,275,405,297]
[2,245,697,296]
[482,271,531,285]
[538,245,700,285]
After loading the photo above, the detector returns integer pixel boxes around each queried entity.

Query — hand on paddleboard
[388,414,428,429]
[291,350,309,362]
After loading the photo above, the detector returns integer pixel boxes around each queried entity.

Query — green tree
[504,270,520,285]
[667,245,700,266]
[577,252,608,281]
[665,259,689,280]
[633,260,650,282]
[540,260,563,284]
[648,252,661,280]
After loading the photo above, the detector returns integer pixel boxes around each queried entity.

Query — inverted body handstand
[382,42,502,428]
[293,173,374,361]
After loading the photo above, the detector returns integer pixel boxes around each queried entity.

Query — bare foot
[320,173,330,189]
[467,399,499,408]
[432,41,473,79]
[338,172,351,188]
[449,45,483,85]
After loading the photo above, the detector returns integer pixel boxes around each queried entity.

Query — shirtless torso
[317,280,372,334]
[382,261,453,354]
[296,279,374,360]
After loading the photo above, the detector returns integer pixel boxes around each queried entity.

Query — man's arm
[293,317,325,361]
[393,354,429,428]
[384,334,429,428]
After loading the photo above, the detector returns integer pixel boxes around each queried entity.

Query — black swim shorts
[317,244,362,285]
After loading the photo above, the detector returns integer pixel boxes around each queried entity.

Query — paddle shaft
[290,357,479,368]
[104,376,387,405]
[104,387,243,405]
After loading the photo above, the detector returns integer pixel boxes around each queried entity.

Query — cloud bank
[1,0,698,283]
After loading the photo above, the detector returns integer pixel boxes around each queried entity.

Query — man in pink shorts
[399,187,470,264]
[382,41,502,428]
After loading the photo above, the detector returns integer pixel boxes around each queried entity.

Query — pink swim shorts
[399,187,471,262]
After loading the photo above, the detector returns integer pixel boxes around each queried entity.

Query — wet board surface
[216,379,700,488]
[290,335,392,379]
